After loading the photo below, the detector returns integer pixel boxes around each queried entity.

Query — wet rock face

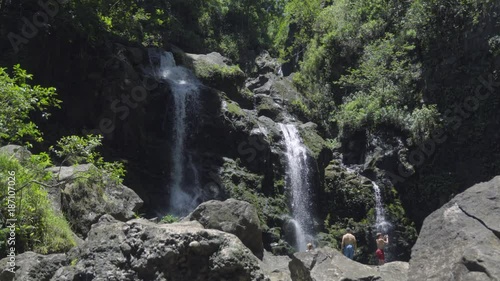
[0,216,269,281]
[183,199,264,259]
[408,176,500,281]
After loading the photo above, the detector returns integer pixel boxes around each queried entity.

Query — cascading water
[371,181,392,232]
[279,123,314,251]
[148,49,203,216]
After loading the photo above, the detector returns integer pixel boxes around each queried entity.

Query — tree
[0,65,60,145]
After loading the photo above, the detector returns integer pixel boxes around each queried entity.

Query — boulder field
[1,173,500,280]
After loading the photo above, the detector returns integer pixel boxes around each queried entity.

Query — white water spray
[372,181,392,232]
[148,49,203,216]
[279,123,314,251]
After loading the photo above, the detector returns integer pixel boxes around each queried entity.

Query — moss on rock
[256,95,282,120]
[185,52,248,106]
[220,158,289,230]
[195,61,245,83]
[298,123,329,159]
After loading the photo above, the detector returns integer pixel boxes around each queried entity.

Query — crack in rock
[457,204,500,241]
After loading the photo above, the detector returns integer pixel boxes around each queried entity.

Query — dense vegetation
[0,66,125,257]
[275,0,500,225]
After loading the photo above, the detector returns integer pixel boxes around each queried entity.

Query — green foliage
[290,99,312,120]
[194,63,244,84]
[226,102,244,117]
[325,138,341,151]
[272,0,446,143]
[0,65,61,145]
[332,32,440,142]
[221,160,289,229]
[160,214,179,224]
[51,135,125,186]
[62,0,284,61]
[274,0,323,61]
[0,154,75,257]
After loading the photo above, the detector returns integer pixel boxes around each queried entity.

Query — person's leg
[347,245,354,259]
[377,249,385,265]
[343,245,353,259]
[343,245,350,257]
[375,249,384,265]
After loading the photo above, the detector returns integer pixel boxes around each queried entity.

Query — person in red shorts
[375,233,389,265]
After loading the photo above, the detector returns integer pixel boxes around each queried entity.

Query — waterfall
[372,181,392,233]
[279,123,313,251]
[148,49,202,216]
[277,66,284,77]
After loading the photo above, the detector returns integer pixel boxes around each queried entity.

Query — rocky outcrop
[185,52,247,106]
[46,164,143,238]
[288,247,408,281]
[256,94,283,120]
[254,51,281,75]
[0,252,67,281]
[260,251,292,281]
[53,215,266,281]
[408,176,500,281]
[183,199,264,259]
[0,145,32,161]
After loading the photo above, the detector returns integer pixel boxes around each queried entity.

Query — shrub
[160,214,179,224]
[0,65,60,145]
[0,154,75,257]
[51,135,126,186]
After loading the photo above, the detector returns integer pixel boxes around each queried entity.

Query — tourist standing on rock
[306,243,313,252]
[375,233,389,265]
[341,228,357,259]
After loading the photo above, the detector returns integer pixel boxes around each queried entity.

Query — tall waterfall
[279,123,313,251]
[372,181,392,233]
[148,49,202,216]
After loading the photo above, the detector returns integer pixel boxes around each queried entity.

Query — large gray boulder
[0,252,67,281]
[260,251,292,281]
[289,247,408,281]
[49,215,268,281]
[46,164,143,238]
[408,176,500,281]
[183,199,264,259]
[0,145,31,161]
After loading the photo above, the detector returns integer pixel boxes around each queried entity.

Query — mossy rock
[321,160,374,221]
[220,158,289,230]
[298,122,330,159]
[224,101,245,118]
[184,52,249,107]
[321,159,417,262]
[255,95,282,120]
[221,100,259,132]
[194,61,244,84]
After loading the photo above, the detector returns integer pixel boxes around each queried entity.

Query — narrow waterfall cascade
[277,66,284,77]
[371,181,392,233]
[279,123,314,251]
[148,49,203,216]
